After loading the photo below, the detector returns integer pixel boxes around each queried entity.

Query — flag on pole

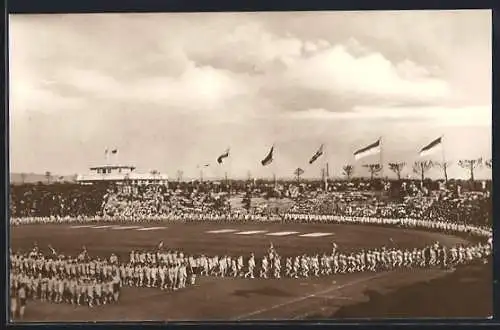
[309,144,324,164]
[48,244,57,256]
[419,137,442,157]
[217,148,230,164]
[261,146,274,166]
[111,149,118,154]
[354,139,381,160]
[157,240,164,250]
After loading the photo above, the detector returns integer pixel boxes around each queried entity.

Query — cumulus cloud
[8,11,491,178]
[281,45,452,109]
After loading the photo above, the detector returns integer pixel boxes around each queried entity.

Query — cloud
[289,105,491,127]
[8,12,491,177]
[281,45,452,109]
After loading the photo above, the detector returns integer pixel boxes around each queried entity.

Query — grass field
[9,222,492,321]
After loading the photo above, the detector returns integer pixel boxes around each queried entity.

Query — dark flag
[419,137,442,157]
[309,144,324,164]
[48,244,57,256]
[111,149,118,154]
[261,146,274,166]
[217,148,230,164]
[354,139,381,160]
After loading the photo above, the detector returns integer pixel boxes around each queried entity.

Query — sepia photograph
[8,9,492,322]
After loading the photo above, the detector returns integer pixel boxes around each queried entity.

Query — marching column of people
[10,234,491,320]
[9,247,205,319]
[121,250,195,291]
[161,240,491,281]
[9,247,123,319]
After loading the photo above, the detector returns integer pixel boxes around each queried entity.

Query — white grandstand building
[76,164,168,186]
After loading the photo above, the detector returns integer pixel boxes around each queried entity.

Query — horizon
[9,11,492,180]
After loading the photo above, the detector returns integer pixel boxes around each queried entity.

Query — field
[10,222,492,321]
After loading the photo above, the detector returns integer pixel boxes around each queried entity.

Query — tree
[412,161,433,182]
[388,162,406,180]
[436,161,451,183]
[294,168,304,182]
[362,164,382,180]
[45,171,51,184]
[485,159,492,169]
[458,158,483,181]
[342,165,354,180]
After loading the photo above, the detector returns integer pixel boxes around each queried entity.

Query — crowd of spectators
[9,179,492,227]
[101,184,232,219]
[10,183,108,218]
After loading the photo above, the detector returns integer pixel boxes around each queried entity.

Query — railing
[76,173,168,182]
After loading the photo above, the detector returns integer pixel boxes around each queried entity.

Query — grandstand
[76,164,168,186]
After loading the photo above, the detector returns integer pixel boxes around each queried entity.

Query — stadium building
[76,164,168,186]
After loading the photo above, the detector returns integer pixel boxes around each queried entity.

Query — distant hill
[10,173,77,185]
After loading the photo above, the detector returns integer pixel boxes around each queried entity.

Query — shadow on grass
[306,261,492,319]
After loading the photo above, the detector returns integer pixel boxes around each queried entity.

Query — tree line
[341,158,491,182]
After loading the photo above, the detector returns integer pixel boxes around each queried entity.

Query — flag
[48,244,57,256]
[261,146,274,166]
[309,144,324,164]
[111,149,118,154]
[354,139,381,160]
[157,241,164,249]
[217,148,230,164]
[419,137,442,157]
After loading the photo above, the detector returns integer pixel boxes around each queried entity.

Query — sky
[9,10,492,180]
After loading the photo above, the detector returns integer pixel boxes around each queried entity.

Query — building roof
[89,165,136,171]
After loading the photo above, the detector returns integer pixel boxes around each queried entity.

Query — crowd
[9,247,122,319]
[12,226,491,319]
[10,183,108,218]
[10,220,492,320]
[9,246,198,320]
[10,180,491,228]
[94,184,232,220]
[9,179,492,320]
[10,189,492,230]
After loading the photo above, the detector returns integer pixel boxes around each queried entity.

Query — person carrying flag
[309,144,324,164]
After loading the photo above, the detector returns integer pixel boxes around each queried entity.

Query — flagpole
[325,162,329,191]
[324,144,328,191]
[380,137,384,180]
[272,144,276,189]
[440,134,447,183]
[440,135,446,164]
[227,147,232,193]
[273,147,276,189]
